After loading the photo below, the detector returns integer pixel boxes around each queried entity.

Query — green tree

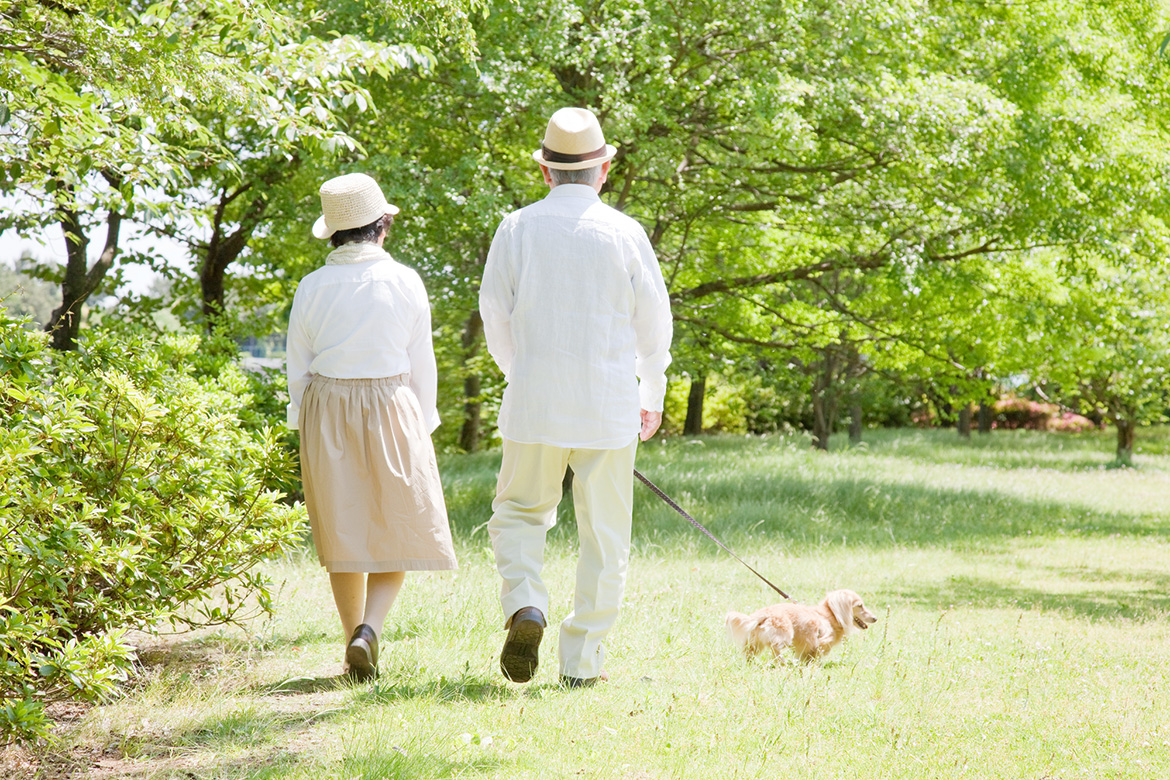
[0,0,479,347]
[1034,264,1170,464]
[348,0,1170,451]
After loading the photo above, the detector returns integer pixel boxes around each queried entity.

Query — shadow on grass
[439,434,1170,555]
[135,626,337,671]
[93,672,513,778]
[337,750,509,779]
[177,708,348,751]
[354,670,510,705]
[258,673,349,695]
[101,707,347,775]
[890,570,1170,622]
[625,468,1170,552]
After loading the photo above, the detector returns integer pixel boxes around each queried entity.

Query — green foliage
[0,312,306,743]
[0,0,481,346]
[1029,261,1170,460]
[343,0,1170,451]
[8,0,1170,453]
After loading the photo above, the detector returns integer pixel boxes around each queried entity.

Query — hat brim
[312,205,401,240]
[312,215,334,240]
[532,145,617,171]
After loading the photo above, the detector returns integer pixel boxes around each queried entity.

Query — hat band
[541,143,609,164]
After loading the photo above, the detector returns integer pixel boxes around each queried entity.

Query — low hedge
[0,315,305,743]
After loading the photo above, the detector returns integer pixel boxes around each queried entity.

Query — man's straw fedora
[312,172,400,240]
[532,107,617,171]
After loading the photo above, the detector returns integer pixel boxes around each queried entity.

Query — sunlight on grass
[41,429,1170,779]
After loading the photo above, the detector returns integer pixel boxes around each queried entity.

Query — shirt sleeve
[284,285,314,430]
[630,230,674,412]
[406,273,441,433]
[479,218,517,380]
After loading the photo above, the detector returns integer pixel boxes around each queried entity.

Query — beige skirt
[299,375,458,573]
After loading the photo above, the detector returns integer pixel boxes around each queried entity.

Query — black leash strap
[633,468,791,601]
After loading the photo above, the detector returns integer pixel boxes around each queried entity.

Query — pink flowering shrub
[1047,411,1100,433]
[993,397,1057,429]
[993,396,1098,432]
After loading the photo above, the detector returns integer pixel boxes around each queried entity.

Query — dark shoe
[500,607,545,683]
[560,670,608,689]
[345,623,379,682]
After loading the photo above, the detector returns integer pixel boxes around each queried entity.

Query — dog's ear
[825,590,856,631]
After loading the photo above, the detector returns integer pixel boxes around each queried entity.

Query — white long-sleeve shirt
[286,242,440,432]
[479,184,673,448]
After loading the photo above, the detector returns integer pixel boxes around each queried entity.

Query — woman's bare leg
[362,571,406,639]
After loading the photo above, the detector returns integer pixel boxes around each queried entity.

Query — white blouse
[285,242,439,432]
[480,184,674,448]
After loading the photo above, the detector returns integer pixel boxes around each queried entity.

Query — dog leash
[633,468,792,601]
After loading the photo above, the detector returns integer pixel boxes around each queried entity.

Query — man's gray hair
[549,164,604,187]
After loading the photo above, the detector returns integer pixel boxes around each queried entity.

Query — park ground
[3,428,1170,779]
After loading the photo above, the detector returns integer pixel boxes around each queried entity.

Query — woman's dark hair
[330,214,392,248]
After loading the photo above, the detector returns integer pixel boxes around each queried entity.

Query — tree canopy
[3,0,1169,455]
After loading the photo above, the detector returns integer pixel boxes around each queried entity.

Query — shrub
[993,396,1059,430]
[1047,411,1100,433]
[663,371,811,436]
[0,314,306,743]
[990,395,1099,433]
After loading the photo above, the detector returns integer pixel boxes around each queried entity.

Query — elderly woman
[286,172,457,680]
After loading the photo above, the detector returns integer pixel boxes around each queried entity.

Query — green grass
[25,428,1170,779]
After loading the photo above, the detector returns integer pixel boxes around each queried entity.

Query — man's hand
[639,410,662,441]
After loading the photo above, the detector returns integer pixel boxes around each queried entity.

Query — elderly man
[479,107,674,688]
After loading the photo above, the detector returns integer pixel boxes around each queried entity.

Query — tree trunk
[46,192,122,351]
[811,392,832,451]
[684,374,706,435]
[199,164,297,327]
[957,405,973,438]
[1115,418,1136,466]
[200,187,266,325]
[977,401,993,434]
[458,310,484,452]
[848,402,863,444]
[846,345,863,445]
[811,353,839,451]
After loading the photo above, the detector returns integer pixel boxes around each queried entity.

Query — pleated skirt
[299,375,458,573]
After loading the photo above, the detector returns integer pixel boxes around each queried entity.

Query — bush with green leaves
[0,314,306,743]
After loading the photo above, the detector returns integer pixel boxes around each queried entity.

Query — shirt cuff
[638,376,667,413]
[286,403,300,431]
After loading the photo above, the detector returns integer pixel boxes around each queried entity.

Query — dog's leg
[757,618,795,665]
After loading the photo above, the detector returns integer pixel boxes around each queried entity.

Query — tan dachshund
[726,589,877,663]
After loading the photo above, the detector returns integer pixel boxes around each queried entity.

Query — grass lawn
[7,427,1170,779]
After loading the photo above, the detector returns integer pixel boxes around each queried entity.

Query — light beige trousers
[488,438,638,679]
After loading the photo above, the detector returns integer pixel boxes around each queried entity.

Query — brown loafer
[345,623,379,682]
[500,607,545,683]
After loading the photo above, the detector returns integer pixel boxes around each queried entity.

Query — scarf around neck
[325,242,390,266]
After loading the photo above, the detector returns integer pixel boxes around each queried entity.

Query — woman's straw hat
[532,107,617,170]
[312,173,400,240]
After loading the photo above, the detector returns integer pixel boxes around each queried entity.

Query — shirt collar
[545,183,601,202]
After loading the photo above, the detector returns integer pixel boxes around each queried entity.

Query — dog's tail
[724,611,759,652]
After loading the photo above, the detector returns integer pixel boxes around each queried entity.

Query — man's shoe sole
[500,617,543,682]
